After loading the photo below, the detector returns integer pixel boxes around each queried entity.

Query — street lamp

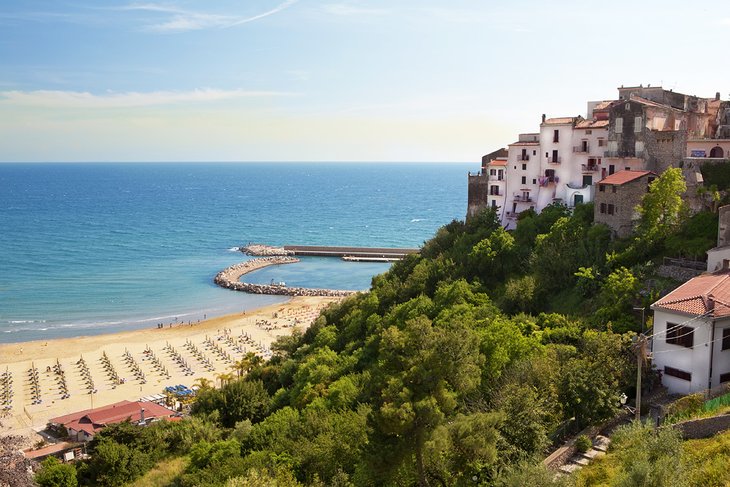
[633,306,646,332]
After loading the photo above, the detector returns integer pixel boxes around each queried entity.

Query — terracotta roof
[24,442,76,460]
[542,116,579,125]
[592,101,615,111]
[575,119,609,129]
[508,141,540,146]
[597,170,655,186]
[488,159,508,166]
[50,400,174,437]
[652,270,730,318]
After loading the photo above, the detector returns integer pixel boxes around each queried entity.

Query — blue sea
[0,163,471,343]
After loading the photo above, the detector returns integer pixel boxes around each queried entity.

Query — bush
[575,434,592,453]
[35,457,78,487]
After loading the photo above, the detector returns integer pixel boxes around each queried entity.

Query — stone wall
[673,414,730,440]
[656,265,704,282]
[466,173,490,219]
[214,257,357,297]
[594,175,652,238]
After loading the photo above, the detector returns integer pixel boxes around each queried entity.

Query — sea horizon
[0,162,471,343]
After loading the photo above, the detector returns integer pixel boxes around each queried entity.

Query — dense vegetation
[35,169,722,486]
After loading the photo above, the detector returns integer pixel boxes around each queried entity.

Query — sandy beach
[0,296,341,439]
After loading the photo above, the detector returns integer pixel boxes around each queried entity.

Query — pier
[241,244,419,262]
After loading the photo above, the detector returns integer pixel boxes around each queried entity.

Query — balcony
[581,164,598,172]
[548,156,561,164]
[488,175,504,181]
[489,191,502,197]
[513,194,532,202]
[573,145,590,153]
[515,154,530,161]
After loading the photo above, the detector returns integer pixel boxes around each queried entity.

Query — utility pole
[634,333,648,421]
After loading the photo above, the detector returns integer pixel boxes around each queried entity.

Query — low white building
[651,272,730,394]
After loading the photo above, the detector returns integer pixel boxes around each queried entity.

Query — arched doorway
[710,146,724,158]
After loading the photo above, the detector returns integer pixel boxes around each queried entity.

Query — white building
[485,157,507,211]
[651,271,730,394]
[497,103,609,229]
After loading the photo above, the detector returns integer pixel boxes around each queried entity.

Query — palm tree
[193,377,213,390]
[216,372,234,388]
[231,357,250,378]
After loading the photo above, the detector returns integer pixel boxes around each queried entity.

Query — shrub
[575,434,592,453]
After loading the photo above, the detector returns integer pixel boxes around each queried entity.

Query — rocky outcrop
[214,257,358,297]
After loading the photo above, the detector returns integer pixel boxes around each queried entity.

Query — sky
[1,0,728,162]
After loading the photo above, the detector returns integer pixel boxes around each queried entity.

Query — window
[664,366,692,382]
[522,163,527,170]
[600,203,606,213]
[598,139,605,147]
[666,323,694,348]
[607,204,614,215]
[609,164,615,175]
[720,372,730,384]
[491,199,497,208]
[532,179,537,184]
[615,117,623,133]
[533,150,536,156]
[552,150,559,163]
[490,169,496,176]
[722,328,730,351]
[612,186,617,193]
[586,129,592,134]
[553,129,559,143]
[599,185,605,192]
[634,116,642,133]
[583,175,592,186]
[521,176,526,184]
[490,185,500,196]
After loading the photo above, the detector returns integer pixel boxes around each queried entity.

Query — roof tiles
[598,170,655,186]
[653,270,730,318]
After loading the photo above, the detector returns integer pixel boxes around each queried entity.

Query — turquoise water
[0,162,470,342]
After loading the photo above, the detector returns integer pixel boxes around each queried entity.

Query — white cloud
[0,88,293,108]
[121,1,299,32]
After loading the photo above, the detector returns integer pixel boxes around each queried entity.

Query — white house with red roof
[49,400,175,442]
[651,271,730,394]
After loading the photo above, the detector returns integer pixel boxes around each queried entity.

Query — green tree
[83,437,151,486]
[636,167,687,240]
[375,315,484,486]
[35,457,77,487]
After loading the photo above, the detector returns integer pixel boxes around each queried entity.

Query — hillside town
[468,85,730,236]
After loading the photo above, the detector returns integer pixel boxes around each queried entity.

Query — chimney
[542,114,546,123]
[717,92,721,101]
[140,407,145,424]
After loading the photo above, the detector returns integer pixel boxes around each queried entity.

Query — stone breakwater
[241,244,293,256]
[214,257,358,297]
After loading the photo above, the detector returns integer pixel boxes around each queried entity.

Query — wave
[410,218,425,222]
[228,247,241,252]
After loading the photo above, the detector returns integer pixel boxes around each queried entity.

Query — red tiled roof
[488,159,508,166]
[652,270,730,318]
[24,442,76,460]
[50,401,174,437]
[597,170,655,186]
[592,101,615,111]
[575,119,609,129]
[542,116,579,125]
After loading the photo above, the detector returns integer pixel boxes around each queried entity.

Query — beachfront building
[651,270,730,395]
[593,170,656,238]
[468,85,730,228]
[466,148,507,219]
[48,400,175,442]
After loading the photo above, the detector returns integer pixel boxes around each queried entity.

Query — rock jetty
[240,244,293,256]
[214,257,357,297]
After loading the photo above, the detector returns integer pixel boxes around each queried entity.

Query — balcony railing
[488,175,504,181]
[548,156,561,164]
[573,145,590,153]
[489,191,502,197]
[581,164,598,172]
[513,195,532,202]
[515,154,530,161]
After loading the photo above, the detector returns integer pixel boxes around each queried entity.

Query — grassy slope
[575,429,730,486]
[128,456,188,487]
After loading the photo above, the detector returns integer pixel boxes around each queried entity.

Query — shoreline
[0,295,342,439]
